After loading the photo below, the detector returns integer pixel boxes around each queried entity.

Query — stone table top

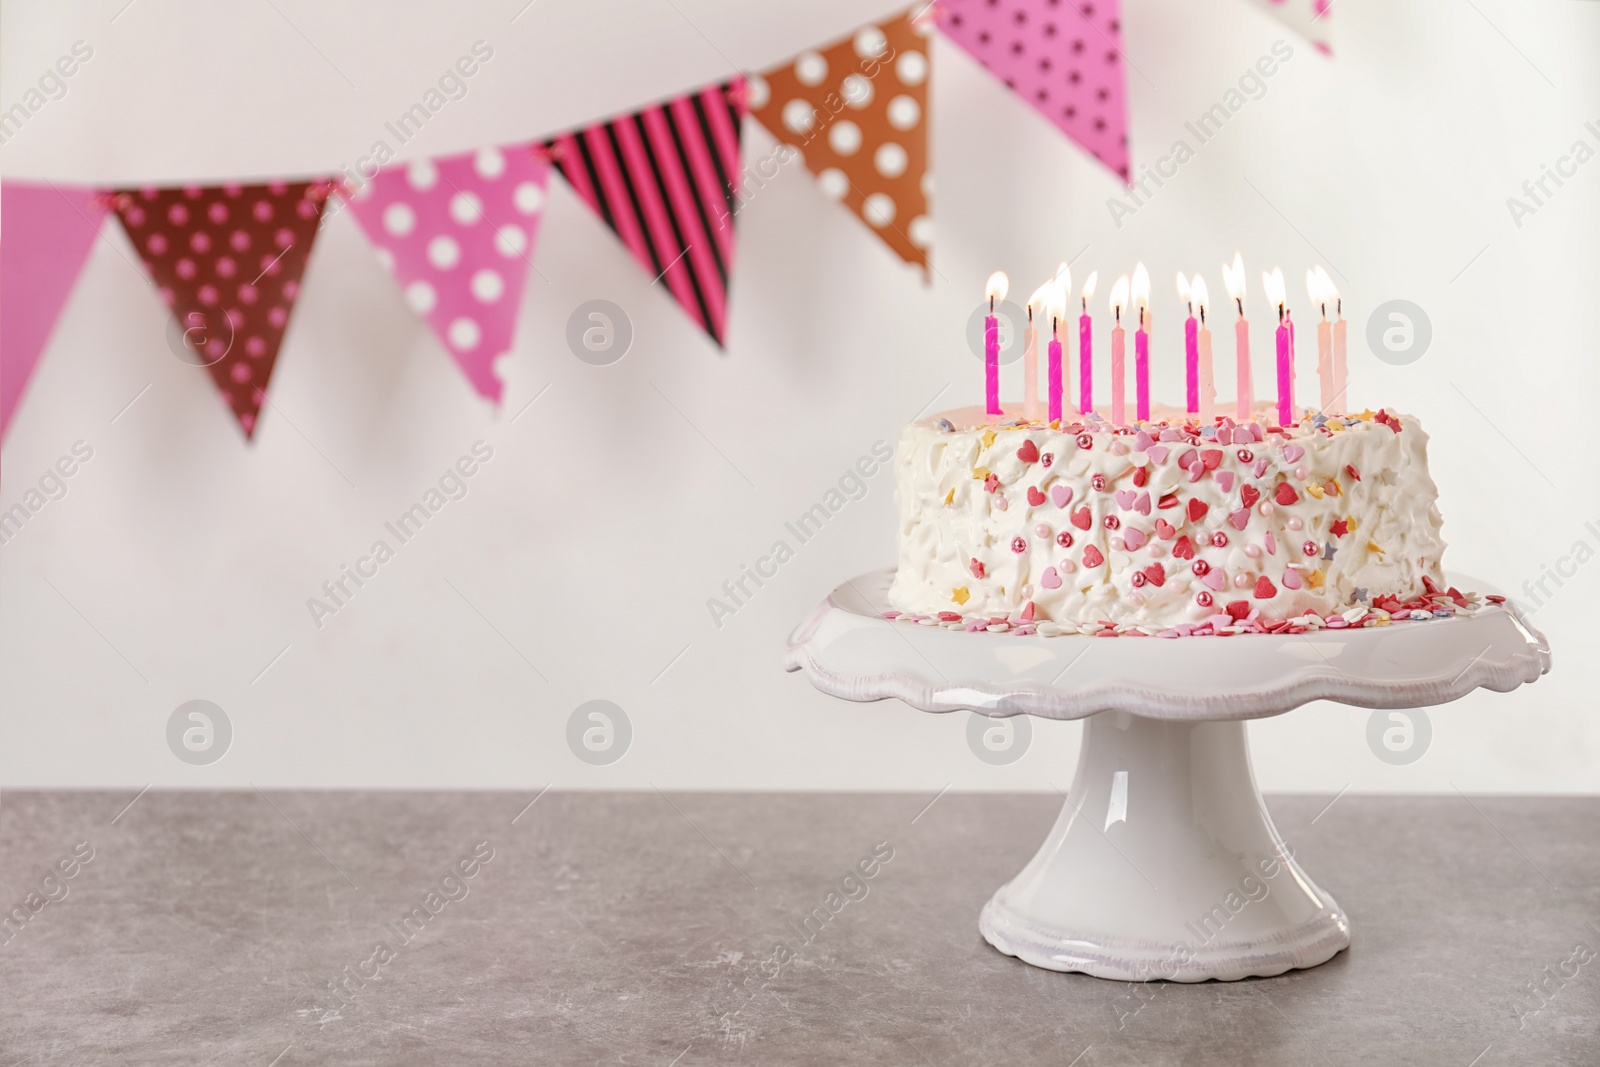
[2,791,1597,1065]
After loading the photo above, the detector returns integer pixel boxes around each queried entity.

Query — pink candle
[1184,312,1199,416]
[1234,314,1252,421]
[1109,275,1129,426]
[1276,308,1293,426]
[984,271,1008,416]
[1135,313,1150,422]
[1332,300,1347,415]
[1316,312,1332,413]
[1048,320,1063,423]
[1023,311,1039,420]
[1197,313,1214,425]
[1078,304,1093,416]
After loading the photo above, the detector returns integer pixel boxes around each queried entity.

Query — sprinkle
[970,558,986,579]
[972,466,991,481]
[936,417,955,432]
[1345,464,1361,481]
[1306,483,1325,500]
[952,587,970,606]
[981,429,997,449]
[1017,439,1040,464]
[1274,482,1300,506]
[1330,518,1350,538]
[1253,576,1277,599]
[1367,539,1385,555]
[944,488,955,505]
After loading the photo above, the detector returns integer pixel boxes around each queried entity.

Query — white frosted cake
[886,404,1482,636]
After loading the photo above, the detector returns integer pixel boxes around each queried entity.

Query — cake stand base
[979,711,1348,982]
[785,569,1549,982]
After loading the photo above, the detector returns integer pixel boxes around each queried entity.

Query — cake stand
[783,568,1550,982]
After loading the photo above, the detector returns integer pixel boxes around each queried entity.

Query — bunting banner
[112,181,330,438]
[1,182,106,441]
[936,0,1131,184]
[748,9,933,276]
[344,144,552,403]
[1245,0,1333,55]
[544,79,746,347]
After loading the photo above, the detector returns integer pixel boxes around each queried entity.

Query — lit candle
[1320,266,1346,415]
[1078,271,1097,416]
[1053,262,1073,415]
[1109,275,1129,426]
[1263,267,1293,426]
[1046,283,1066,423]
[985,271,1008,416]
[1307,268,1333,415]
[1179,271,1197,416]
[1222,253,1251,422]
[1193,274,1214,425]
[1026,283,1051,421]
[1132,263,1150,423]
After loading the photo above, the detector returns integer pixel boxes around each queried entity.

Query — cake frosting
[886,404,1475,636]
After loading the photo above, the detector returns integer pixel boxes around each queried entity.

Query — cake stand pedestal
[783,569,1550,982]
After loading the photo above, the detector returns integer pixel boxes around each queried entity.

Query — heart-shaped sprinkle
[1254,576,1278,599]
[1132,466,1149,488]
[1017,439,1040,464]
[1071,507,1092,530]
[1202,567,1227,590]
[1187,464,1204,483]
[1050,484,1073,508]
[1040,566,1062,589]
[1123,527,1148,550]
[1083,545,1104,568]
[1200,449,1223,470]
[1215,426,1233,446]
[1115,489,1136,510]
[1133,492,1151,515]
[1241,484,1261,509]
[1228,508,1250,530]
[1345,464,1361,481]
[1275,482,1300,506]
[1187,498,1209,523]
[1133,430,1153,451]
[1160,429,1184,442]
[1154,519,1176,540]
[1157,493,1179,510]
[1172,534,1196,559]
[1215,471,1235,493]
[1283,444,1304,463]
[1227,599,1252,621]
[1142,563,1166,587]
[1147,444,1170,464]
[1281,568,1303,590]
[1264,531,1276,555]
[1253,458,1269,479]
[1027,486,1046,507]
[1178,448,1199,471]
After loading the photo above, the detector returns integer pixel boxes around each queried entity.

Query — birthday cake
[884,405,1483,636]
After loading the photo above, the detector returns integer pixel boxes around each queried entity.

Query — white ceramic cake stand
[783,568,1550,982]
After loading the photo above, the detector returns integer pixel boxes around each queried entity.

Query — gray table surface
[2,791,1597,1066]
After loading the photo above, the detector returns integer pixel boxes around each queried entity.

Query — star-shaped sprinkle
[1322,541,1336,561]
[1352,587,1369,602]
[981,429,997,449]
[1330,518,1350,538]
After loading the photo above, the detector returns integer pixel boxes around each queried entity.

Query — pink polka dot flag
[2,182,106,442]
[343,144,552,403]
[936,0,1131,183]
[113,181,330,439]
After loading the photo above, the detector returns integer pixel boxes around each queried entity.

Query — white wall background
[2,0,1596,792]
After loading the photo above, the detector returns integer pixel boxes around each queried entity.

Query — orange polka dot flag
[112,182,330,439]
[936,0,1131,184]
[747,9,934,277]
[545,80,746,348]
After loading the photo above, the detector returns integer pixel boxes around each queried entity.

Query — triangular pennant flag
[1243,0,1333,55]
[936,0,1131,183]
[343,145,551,402]
[546,79,745,347]
[748,10,933,276]
[112,181,329,439]
[1,182,106,442]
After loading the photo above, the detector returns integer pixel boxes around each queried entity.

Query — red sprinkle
[1132,466,1149,488]
[1345,464,1361,482]
[1017,439,1040,463]
[1226,599,1252,621]
[1187,498,1209,523]
[1142,563,1166,587]
[970,558,986,579]
[1274,482,1299,506]
[1254,576,1278,599]
[1158,493,1180,510]
[1173,535,1196,560]
[1056,531,1075,548]
[1241,484,1261,509]
[1083,545,1105,567]
[1027,486,1047,507]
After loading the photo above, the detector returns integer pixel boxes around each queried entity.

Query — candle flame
[985,270,1009,305]
[1222,252,1246,303]
[1175,271,1191,307]
[1131,262,1150,313]
[1044,282,1068,329]
[1080,270,1099,302]
[1261,267,1286,309]
[1314,265,1337,309]
[1028,282,1053,317]
[1054,261,1072,302]
[1109,275,1130,319]
[1304,268,1323,308]
[1190,275,1210,318]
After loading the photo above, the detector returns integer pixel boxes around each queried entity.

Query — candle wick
[1236,297,1244,317]
[1200,305,1206,327]
[990,296,994,314]
[1027,304,1032,323]
[1337,297,1343,318]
